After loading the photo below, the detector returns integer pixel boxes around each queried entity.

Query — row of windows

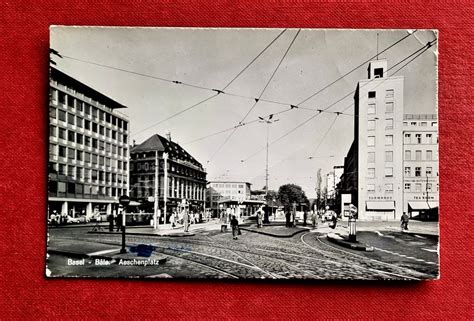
[130,162,206,180]
[50,110,128,144]
[368,118,394,130]
[404,149,436,161]
[367,101,394,115]
[404,166,437,177]
[367,151,393,163]
[367,136,394,147]
[367,183,393,193]
[367,89,394,99]
[404,182,439,192]
[367,167,394,178]
[51,89,128,130]
[403,121,437,127]
[404,133,437,144]
[211,183,246,189]
[50,181,126,198]
[52,163,127,184]
[50,127,128,157]
[51,145,127,170]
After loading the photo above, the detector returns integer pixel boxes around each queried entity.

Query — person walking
[285,210,291,228]
[183,208,190,232]
[401,212,409,231]
[116,212,123,232]
[230,215,239,240]
[311,211,317,229]
[257,207,264,228]
[108,213,114,231]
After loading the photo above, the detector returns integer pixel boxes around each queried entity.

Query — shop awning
[366,201,395,210]
[408,201,439,210]
[128,201,141,206]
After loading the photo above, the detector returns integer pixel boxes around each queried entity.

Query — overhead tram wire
[132,29,287,138]
[207,29,301,163]
[240,39,437,163]
[59,30,416,130]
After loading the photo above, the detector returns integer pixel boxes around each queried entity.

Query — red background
[1,1,473,319]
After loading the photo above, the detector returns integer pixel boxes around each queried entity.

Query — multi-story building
[207,181,251,202]
[352,59,405,220]
[326,165,344,199]
[130,133,207,222]
[402,114,439,218]
[48,67,130,218]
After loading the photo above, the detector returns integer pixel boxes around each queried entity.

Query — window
[92,138,98,149]
[385,102,394,113]
[368,91,376,99]
[99,156,105,166]
[411,122,417,126]
[68,147,75,160]
[92,107,98,118]
[92,170,98,181]
[123,135,128,144]
[49,144,56,156]
[99,125,104,136]
[405,167,411,176]
[84,152,91,163]
[415,134,421,144]
[76,167,82,180]
[49,125,56,137]
[368,120,376,130]
[385,151,393,162]
[106,128,111,138]
[426,167,432,176]
[67,113,75,125]
[404,183,411,191]
[58,181,66,192]
[92,154,98,164]
[76,150,83,161]
[67,96,75,109]
[384,167,393,177]
[368,152,375,163]
[84,120,91,130]
[99,110,105,122]
[385,135,393,146]
[58,109,66,122]
[368,136,375,146]
[92,122,98,133]
[426,150,433,160]
[415,183,422,192]
[58,146,66,157]
[368,168,375,178]
[67,130,75,142]
[99,140,105,151]
[427,183,432,192]
[415,167,421,177]
[367,184,375,192]
[84,104,90,115]
[76,117,83,128]
[106,113,111,123]
[85,137,91,147]
[415,150,422,160]
[385,118,393,129]
[76,133,83,145]
[49,107,56,119]
[76,101,83,112]
[421,122,427,126]
[58,92,66,105]
[68,165,75,177]
[112,130,117,140]
[368,103,376,114]
[404,133,411,144]
[385,89,394,98]
[58,164,66,176]
[385,184,393,192]
[426,133,432,144]
[432,122,437,127]
[374,68,384,78]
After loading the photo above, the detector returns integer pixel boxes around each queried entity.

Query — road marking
[414,235,427,239]
[87,248,120,256]
[374,247,437,265]
[383,235,396,239]
[422,248,438,253]
[374,231,384,236]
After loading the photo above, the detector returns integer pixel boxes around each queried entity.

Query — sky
[51,27,438,198]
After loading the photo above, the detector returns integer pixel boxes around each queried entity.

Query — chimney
[165,130,171,142]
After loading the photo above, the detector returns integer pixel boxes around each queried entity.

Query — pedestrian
[401,212,409,231]
[116,212,123,232]
[171,211,176,229]
[285,210,291,228]
[303,210,307,226]
[230,215,239,240]
[220,209,228,233]
[329,212,338,229]
[311,211,317,229]
[108,213,114,232]
[183,208,190,232]
[50,211,57,226]
[61,212,67,225]
[256,206,264,228]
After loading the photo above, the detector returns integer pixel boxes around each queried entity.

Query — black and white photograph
[47,27,439,280]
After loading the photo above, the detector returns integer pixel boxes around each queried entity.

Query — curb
[47,249,168,264]
[326,234,374,251]
[88,231,195,237]
[240,227,310,238]
[402,231,439,240]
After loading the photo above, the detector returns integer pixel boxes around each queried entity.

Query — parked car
[66,215,81,224]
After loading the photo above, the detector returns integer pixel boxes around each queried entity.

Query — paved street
[46,220,438,280]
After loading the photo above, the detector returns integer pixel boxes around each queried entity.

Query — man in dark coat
[116,212,123,232]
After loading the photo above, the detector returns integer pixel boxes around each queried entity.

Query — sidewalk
[47,238,167,263]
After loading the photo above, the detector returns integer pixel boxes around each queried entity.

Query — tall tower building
[354,59,404,220]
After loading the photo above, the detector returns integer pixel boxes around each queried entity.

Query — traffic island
[326,233,374,251]
[240,225,310,238]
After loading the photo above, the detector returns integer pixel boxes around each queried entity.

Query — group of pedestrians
[219,208,241,240]
[107,212,123,232]
[49,210,68,226]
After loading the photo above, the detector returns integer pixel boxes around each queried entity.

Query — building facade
[48,67,130,218]
[130,133,206,221]
[326,165,344,199]
[354,59,404,220]
[402,114,439,218]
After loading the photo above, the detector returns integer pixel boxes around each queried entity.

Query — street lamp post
[259,116,279,224]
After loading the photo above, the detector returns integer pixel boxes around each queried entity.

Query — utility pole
[154,150,159,229]
[259,116,279,224]
[164,152,169,224]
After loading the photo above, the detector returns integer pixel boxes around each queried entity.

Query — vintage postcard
[47,27,439,279]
